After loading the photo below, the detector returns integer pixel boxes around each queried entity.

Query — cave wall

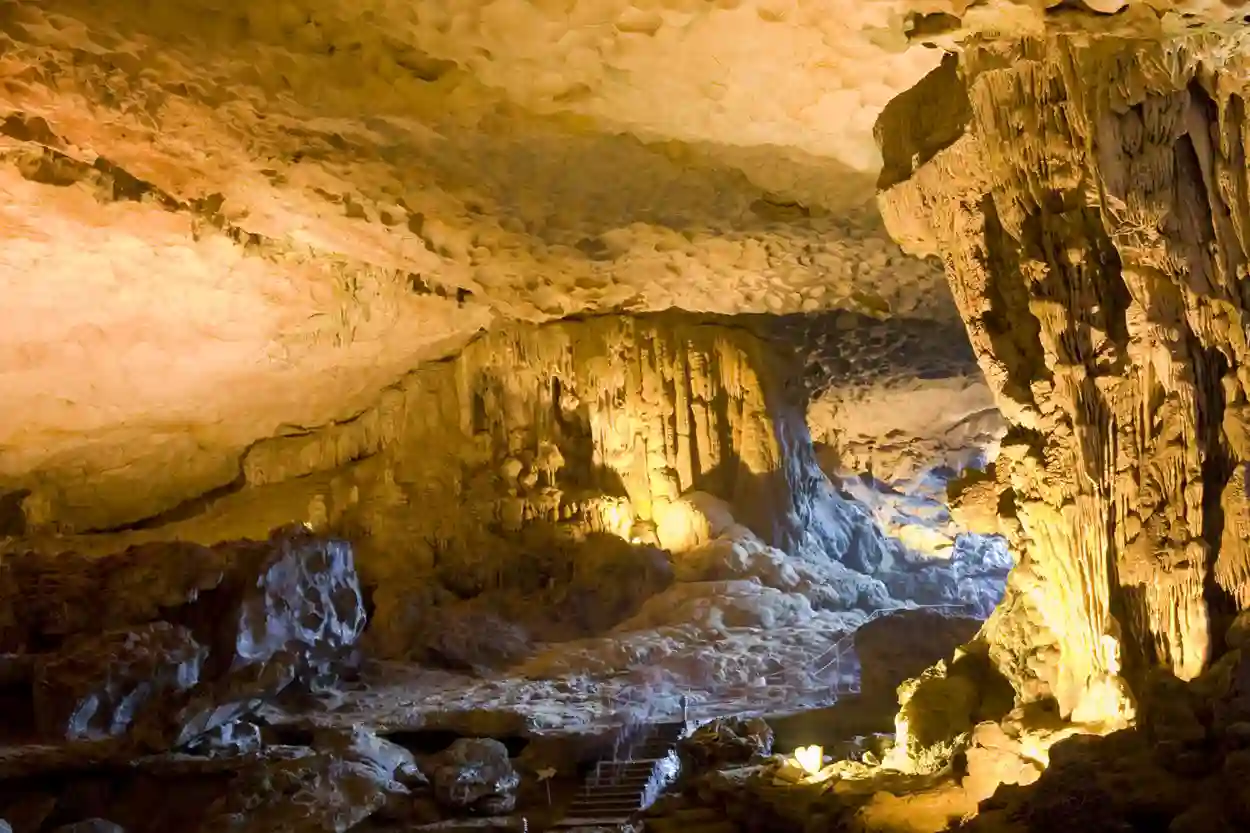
[276,313,907,655]
[876,23,1250,720]
[258,313,823,543]
[7,313,905,659]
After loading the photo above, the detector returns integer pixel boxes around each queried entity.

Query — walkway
[551,720,686,829]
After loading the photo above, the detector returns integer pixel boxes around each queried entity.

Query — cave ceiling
[0,0,1240,530]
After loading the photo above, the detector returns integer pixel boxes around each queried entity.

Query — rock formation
[18,0,1224,828]
[794,310,1006,557]
[0,525,367,747]
[7,313,994,664]
[877,16,1250,732]
[429,738,520,815]
[0,0,955,538]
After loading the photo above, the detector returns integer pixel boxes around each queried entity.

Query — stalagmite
[877,20,1250,724]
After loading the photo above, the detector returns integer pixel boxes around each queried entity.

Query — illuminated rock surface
[879,17,1250,718]
[862,13,1250,830]
[8,0,1250,831]
[0,314,1002,831]
[0,0,960,528]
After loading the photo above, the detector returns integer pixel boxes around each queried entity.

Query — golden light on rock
[9,1,1250,831]
[793,744,824,776]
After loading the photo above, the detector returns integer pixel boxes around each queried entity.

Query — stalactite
[224,314,901,658]
[877,23,1250,721]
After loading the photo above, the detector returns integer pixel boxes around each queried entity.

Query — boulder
[1,525,365,676]
[312,726,428,788]
[679,717,773,775]
[49,822,125,833]
[961,707,1084,804]
[2,525,367,748]
[33,623,206,741]
[204,752,399,833]
[851,609,981,702]
[174,524,367,686]
[431,739,520,815]
[183,719,263,756]
[885,659,980,773]
[133,648,299,751]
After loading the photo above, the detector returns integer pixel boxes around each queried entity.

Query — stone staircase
[551,721,686,829]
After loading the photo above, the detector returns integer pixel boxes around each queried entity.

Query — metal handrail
[604,600,976,724]
[802,601,974,681]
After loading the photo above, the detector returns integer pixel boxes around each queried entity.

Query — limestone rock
[193,525,367,686]
[410,606,535,672]
[678,718,775,776]
[954,631,1250,829]
[961,706,1086,805]
[875,537,1011,619]
[886,650,1013,775]
[205,753,398,833]
[887,661,979,774]
[1226,611,1250,652]
[666,520,892,614]
[2,526,365,673]
[140,656,298,751]
[876,17,1250,723]
[0,0,977,536]
[283,315,902,658]
[33,622,206,741]
[49,822,125,833]
[312,726,427,788]
[183,719,263,756]
[4,526,366,748]
[430,738,520,815]
[852,609,981,703]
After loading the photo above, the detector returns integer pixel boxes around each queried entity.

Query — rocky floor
[646,611,1250,833]
[0,523,993,833]
[11,519,1245,833]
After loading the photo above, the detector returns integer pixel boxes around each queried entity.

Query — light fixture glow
[793,744,823,775]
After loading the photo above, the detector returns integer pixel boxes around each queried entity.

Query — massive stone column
[876,23,1250,722]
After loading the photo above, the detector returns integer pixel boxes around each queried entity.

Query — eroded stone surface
[878,19,1250,725]
[0,0,971,531]
[678,717,774,775]
[852,610,981,703]
[430,738,519,815]
[10,314,977,664]
[14,1,1223,539]
[33,623,206,742]
[3,526,366,747]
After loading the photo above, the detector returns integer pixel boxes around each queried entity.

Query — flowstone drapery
[877,23,1250,721]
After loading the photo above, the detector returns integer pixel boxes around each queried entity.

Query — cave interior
[4,1,1250,832]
